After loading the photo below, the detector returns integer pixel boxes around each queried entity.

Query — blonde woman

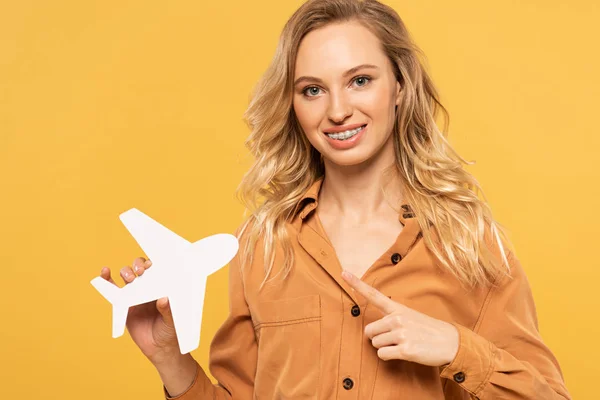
[99,0,571,398]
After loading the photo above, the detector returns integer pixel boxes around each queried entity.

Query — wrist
[148,343,185,365]
[153,350,194,372]
[445,322,460,365]
[154,353,199,398]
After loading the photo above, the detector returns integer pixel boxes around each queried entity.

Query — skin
[98,19,458,395]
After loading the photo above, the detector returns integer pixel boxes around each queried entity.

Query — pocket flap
[251,294,321,326]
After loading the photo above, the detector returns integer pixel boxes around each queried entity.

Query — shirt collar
[294,175,416,226]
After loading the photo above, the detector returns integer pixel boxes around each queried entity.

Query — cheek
[293,98,321,135]
[357,86,395,118]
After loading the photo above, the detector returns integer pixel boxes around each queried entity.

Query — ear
[395,80,402,106]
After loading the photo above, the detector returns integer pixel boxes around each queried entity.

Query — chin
[323,151,373,167]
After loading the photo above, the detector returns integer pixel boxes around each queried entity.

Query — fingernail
[145,260,152,266]
[134,266,141,273]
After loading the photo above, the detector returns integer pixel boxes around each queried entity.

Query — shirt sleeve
[164,230,257,399]
[440,250,571,399]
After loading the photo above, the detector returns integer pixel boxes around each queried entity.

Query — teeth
[327,125,365,140]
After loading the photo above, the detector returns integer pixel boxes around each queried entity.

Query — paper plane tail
[91,276,120,303]
[90,277,128,338]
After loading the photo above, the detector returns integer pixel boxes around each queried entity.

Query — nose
[326,90,353,123]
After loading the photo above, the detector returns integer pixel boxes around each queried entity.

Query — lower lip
[323,125,367,150]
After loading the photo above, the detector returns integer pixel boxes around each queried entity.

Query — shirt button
[453,372,466,383]
[342,377,354,390]
[350,305,360,317]
[391,253,402,264]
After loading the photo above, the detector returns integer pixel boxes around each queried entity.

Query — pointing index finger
[341,270,397,314]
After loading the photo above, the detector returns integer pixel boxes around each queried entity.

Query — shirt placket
[336,294,366,399]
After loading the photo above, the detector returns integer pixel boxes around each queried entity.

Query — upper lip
[322,123,366,134]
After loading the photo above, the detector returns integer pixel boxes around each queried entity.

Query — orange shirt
[165,177,571,399]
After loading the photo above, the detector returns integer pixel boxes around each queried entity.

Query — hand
[99,257,181,366]
[341,270,459,367]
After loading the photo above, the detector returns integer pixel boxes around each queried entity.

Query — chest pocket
[250,294,321,400]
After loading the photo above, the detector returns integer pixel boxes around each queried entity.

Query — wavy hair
[235,0,513,290]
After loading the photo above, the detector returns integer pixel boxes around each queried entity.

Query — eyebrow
[293,64,379,86]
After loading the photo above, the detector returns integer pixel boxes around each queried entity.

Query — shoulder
[478,226,538,326]
[480,220,518,286]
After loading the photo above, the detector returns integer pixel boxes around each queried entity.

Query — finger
[377,345,404,361]
[341,270,397,314]
[371,329,405,349]
[156,297,175,327]
[120,266,136,284]
[132,257,152,276]
[100,267,116,285]
[364,314,400,339]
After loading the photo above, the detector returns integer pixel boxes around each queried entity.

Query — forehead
[294,21,387,77]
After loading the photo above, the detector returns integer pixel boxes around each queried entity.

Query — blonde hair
[235,0,512,290]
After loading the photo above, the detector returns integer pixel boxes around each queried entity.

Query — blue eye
[353,76,371,87]
[303,86,321,97]
[302,76,371,97]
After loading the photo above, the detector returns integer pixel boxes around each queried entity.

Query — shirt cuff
[440,322,497,397]
[163,360,202,399]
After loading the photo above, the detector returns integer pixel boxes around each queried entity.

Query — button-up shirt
[165,176,571,399]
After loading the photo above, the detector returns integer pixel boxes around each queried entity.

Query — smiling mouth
[325,124,367,141]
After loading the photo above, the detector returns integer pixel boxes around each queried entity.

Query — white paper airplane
[90,208,239,354]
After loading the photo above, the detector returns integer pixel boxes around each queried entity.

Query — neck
[319,138,404,223]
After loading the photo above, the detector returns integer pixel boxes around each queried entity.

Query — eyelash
[302,75,372,98]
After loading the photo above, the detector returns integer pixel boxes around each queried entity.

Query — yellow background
[1,0,596,398]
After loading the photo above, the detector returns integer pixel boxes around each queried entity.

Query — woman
[99,0,571,398]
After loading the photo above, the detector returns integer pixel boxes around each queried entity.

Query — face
[292,21,401,167]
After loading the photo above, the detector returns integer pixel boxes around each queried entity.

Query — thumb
[156,297,175,327]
